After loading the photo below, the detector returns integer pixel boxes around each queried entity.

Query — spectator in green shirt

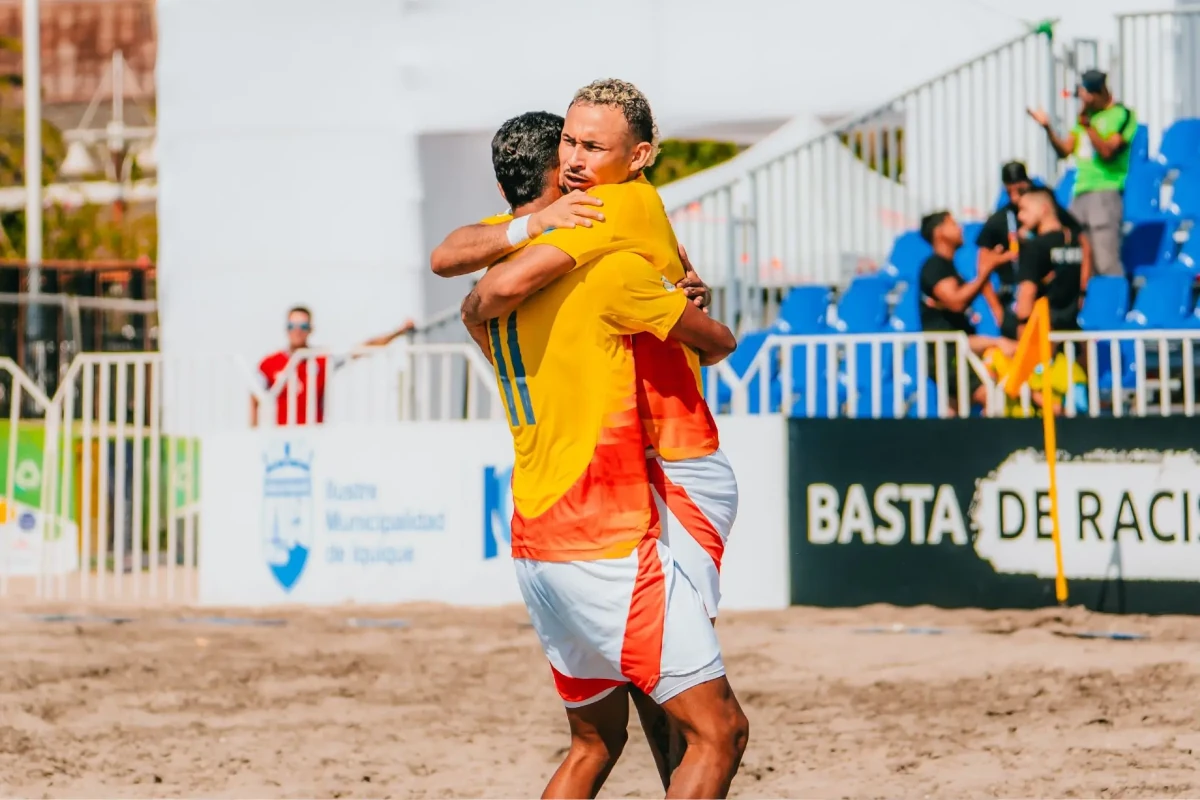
[1027,70,1138,283]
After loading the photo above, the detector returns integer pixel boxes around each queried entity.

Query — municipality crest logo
[262,442,315,591]
[483,465,513,560]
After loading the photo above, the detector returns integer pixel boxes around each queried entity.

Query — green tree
[644,139,742,186]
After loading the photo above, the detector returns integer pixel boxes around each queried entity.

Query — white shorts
[647,449,739,618]
[514,536,725,708]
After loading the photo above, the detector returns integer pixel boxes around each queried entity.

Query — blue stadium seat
[714,328,777,413]
[961,221,984,245]
[832,276,891,333]
[1188,295,1200,329]
[1078,276,1131,331]
[888,285,922,332]
[1131,124,1150,163]
[882,231,932,285]
[953,244,980,280]
[775,285,832,334]
[1124,267,1195,329]
[1174,233,1200,277]
[1055,168,1077,209]
[970,295,1000,337]
[1121,219,1180,277]
[1158,119,1200,170]
[1168,167,1200,220]
[1123,160,1168,223]
[854,380,939,419]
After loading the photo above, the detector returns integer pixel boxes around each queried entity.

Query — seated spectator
[918,211,1016,411]
[1013,188,1084,336]
[976,161,1089,337]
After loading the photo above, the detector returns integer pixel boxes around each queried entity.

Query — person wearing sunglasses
[251,305,415,427]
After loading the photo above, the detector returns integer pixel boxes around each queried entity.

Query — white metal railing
[0,342,498,604]
[1118,7,1200,154]
[708,332,995,419]
[705,329,1200,420]
[662,27,1058,329]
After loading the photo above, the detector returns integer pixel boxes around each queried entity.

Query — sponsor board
[200,422,521,606]
[790,417,1200,613]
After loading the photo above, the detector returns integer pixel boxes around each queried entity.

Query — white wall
[156,0,1172,357]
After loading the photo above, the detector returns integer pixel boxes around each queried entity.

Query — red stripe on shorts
[549,664,623,705]
[647,459,725,572]
[620,527,666,695]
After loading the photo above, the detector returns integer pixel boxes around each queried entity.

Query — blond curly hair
[570,78,660,167]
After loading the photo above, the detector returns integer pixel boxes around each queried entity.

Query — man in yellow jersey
[457,110,748,799]
[448,81,742,791]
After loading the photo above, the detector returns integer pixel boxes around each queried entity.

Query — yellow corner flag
[1003,299,1067,604]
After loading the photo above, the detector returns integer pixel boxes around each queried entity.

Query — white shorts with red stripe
[514,536,724,708]
[647,449,739,619]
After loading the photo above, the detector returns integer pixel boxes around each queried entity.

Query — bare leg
[660,676,749,799]
[542,686,630,800]
[629,686,672,790]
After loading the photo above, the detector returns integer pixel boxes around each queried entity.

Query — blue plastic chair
[1174,234,1200,277]
[953,244,980,281]
[1157,119,1200,170]
[961,221,984,245]
[833,276,892,333]
[1122,219,1181,277]
[882,231,932,285]
[714,329,778,413]
[1055,168,1077,208]
[888,285,922,332]
[775,285,832,334]
[1078,276,1131,331]
[1123,160,1168,223]
[1125,268,1195,329]
[1131,124,1150,163]
[1168,167,1200,220]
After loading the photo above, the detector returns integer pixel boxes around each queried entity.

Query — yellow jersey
[486,249,688,562]
[534,177,720,460]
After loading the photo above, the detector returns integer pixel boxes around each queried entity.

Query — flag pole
[1035,299,1068,605]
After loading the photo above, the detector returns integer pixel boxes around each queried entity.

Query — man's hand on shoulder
[529,190,605,237]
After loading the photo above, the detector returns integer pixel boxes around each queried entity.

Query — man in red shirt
[252,305,415,427]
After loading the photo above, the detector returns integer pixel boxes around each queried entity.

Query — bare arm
[250,396,259,427]
[930,266,995,314]
[667,302,737,366]
[1028,108,1076,159]
[361,320,415,349]
[1085,124,1126,161]
[1079,233,1093,294]
[461,244,576,326]
[429,191,606,277]
[465,321,493,364]
[1013,281,1039,334]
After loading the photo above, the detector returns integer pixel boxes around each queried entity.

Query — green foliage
[839,128,905,181]
[644,139,742,186]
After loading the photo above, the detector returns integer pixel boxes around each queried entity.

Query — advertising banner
[200,416,791,609]
[789,417,1200,614]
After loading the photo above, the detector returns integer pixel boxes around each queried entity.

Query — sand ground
[1,602,1199,799]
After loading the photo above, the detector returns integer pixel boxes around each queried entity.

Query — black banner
[788,417,1200,614]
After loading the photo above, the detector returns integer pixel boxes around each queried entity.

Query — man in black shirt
[917,211,1016,410]
[1013,188,1085,335]
[976,162,1090,336]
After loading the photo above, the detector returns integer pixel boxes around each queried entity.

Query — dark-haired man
[1029,70,1138,280]
[975,162,1089,335]
[453,107,746,800]
[252,306,414,426]
[1013,188,1084,335]
[918,211,1015,410]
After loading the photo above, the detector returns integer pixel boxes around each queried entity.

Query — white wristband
[506,215,531,248]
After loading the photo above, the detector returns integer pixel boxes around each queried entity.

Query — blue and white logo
[483,465,513,560]
[262,442,314,591]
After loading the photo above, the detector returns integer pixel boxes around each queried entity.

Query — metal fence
[662,27,1058,330]
[0,342,498,604]
[1118,7,1200,154]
